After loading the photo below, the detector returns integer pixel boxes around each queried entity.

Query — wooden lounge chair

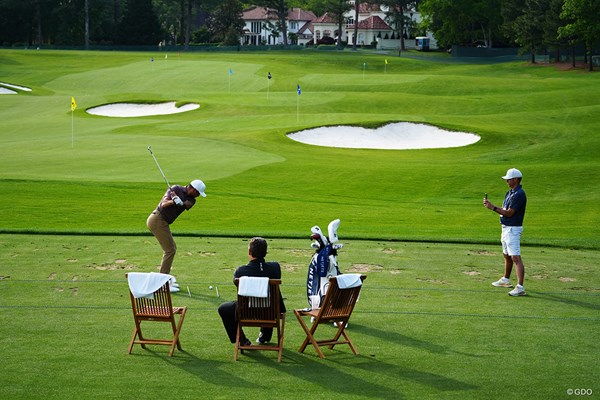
[234,278,285,362]
[126,273,187,357]
[294,274,366,358]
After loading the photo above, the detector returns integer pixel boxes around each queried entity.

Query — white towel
[128,272,173,299]
[238,276,269,297]
[336,274,362,289]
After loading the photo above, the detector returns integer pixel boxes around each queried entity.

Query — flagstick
[267,79,270,100]
[296,94,299,122]
[71,110,74,148]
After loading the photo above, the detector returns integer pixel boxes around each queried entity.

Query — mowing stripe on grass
[3,279,599,296]
[1,305,598,322]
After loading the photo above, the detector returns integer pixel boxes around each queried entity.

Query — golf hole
[288,122,480,150]
[87,101,199,117]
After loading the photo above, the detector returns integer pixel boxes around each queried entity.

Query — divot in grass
[348,263,383,272]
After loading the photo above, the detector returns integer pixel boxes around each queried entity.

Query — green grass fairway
[0,49,599,247]
[0,235,598,399]
[0,49,599,399]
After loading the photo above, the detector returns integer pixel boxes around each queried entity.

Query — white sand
[87,101,199,117]
[80,101,478,150]
[288,122,480,150]
[0,82,32,93]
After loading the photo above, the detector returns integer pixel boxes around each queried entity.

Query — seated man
[218,237,286,346]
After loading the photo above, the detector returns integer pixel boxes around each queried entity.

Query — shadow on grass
[162,350,258,388]
[291,324,478,392]
[529,291,600,314]
[330,356,479,393]
[259,350,406,399]
[350,323,480,357]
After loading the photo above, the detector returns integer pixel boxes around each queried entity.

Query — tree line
[0,0,597,69]
[420,0,599,69]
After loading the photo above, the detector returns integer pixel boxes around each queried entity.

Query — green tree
[420,0,503,49]
[543,0,572,64]
[502,0,547,63]
[289,0,326,16]
[256,0,290,46]
[322,0,352,48]
[153,0,181,44]
[559,0,600,71]
[381,0,419,52]
[207,0,244,45]
[119,0,163,44]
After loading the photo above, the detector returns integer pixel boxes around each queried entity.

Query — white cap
[190,179,206,197]
[502,168,522,180]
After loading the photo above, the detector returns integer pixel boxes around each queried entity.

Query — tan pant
[146,211,176,274]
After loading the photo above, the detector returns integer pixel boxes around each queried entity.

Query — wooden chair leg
[277,314,286,362]
[128,327,139,354]
[234,325,242,361]
[295,311,325,358]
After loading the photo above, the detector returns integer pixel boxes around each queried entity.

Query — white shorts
[501,225,523,256]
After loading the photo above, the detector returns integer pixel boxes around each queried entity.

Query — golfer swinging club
[146,179,206,279]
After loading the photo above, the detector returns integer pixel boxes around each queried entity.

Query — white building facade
[241,2,437,50]
[241,7,316,45]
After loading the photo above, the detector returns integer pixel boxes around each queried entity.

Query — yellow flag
[385,59,388,65]
[71,97,77,111]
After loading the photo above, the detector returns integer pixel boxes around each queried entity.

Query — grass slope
[0,49,598,248]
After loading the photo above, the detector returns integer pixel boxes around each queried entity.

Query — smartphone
[484,193,488,200]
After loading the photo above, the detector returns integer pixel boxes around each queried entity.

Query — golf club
[147,146,172,189]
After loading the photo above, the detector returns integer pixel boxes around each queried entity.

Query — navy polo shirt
[500,185,527,226]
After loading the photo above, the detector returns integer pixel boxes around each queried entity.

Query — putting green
[0,129,284,182]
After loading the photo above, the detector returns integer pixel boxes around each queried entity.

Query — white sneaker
[169,285,180,293]
[492,277,513,288]
[508,285,526,296]
[333,321,348,328]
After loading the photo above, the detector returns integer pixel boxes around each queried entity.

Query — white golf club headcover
[328,219,341,243]
[311,225,328,246]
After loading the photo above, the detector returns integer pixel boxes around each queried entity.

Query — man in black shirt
[218,237,286,345]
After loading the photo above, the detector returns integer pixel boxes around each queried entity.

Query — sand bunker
[288,122,480,150]
[87,101,199,117]
[0,82,32,94]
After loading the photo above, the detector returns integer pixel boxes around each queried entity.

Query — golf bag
[306,219,343,308]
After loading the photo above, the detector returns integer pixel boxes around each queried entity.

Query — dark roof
[312,13,335,24]
[349,16,391,30]
[288,8,316,21]
[297,21,313,35]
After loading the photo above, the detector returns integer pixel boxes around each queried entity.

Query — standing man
[147,180,206,278]
[218,237,286,346]
[484,168,527,296]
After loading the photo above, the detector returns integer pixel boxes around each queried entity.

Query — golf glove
[172,196,183,206]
